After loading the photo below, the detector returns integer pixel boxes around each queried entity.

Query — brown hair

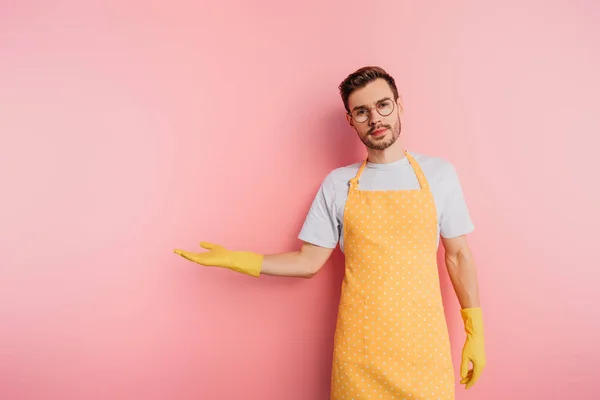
[338,66,399,113]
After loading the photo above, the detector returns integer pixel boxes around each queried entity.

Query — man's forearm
[261,251,315,278]
[445,246,481,309]
[260,242,334,278]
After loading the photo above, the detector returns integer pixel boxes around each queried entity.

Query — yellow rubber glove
[459,307,486,389]
[173,242,263,277]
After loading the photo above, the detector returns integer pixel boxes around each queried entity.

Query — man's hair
[338,66,399,113]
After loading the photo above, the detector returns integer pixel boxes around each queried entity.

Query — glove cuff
[231,251,264,277]
[461,307,484,336]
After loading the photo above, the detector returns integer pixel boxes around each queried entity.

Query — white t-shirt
[297,151,475,253]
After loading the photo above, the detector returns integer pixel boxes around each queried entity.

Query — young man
[174,66,486,399]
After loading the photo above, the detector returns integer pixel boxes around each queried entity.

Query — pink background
[1,1,599,399]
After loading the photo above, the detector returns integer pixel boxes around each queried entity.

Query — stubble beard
[359,115,402,151]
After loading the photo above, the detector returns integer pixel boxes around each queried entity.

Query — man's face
[346,78,402,151]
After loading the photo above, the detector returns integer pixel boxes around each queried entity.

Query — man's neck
[366,141,406,164]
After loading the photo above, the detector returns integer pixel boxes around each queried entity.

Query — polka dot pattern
[331,152,455,400]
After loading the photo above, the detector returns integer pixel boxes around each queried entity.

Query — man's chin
[365,140,393,151]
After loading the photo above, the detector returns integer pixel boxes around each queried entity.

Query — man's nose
[369,109,381,125]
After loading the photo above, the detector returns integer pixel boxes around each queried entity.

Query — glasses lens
[378,100,394,116]
[352,109,368,123]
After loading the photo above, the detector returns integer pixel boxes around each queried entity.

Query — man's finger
[460,371,473,384]
[460,356,471,379]
[174,249,197,261]
[465,361,484,389]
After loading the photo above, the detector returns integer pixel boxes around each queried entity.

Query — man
[174,66,486,400]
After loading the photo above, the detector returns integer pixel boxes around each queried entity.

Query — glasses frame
[348,98,396,123]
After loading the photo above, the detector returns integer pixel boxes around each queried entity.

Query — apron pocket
[333,300,366,366]
[412,303,452,368]
[364,304,413,367]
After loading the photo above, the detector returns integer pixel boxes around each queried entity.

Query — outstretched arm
[174,241,334,279]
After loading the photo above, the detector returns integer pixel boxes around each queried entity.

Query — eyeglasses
[349,99,395,123]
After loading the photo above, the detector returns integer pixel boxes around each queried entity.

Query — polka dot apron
[330,151,455,400]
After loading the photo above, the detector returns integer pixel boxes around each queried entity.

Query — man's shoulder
[410,151,458,181]
[323,161,363,185]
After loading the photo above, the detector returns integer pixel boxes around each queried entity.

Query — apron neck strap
[405,151,430,190]
[349,150,430,190]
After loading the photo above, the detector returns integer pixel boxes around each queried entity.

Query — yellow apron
[331,151,455,400]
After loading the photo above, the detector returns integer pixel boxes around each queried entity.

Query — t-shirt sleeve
[439,165,475,238]
[297,173,340,248]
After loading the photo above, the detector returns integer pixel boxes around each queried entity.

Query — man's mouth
[371,127,388,136]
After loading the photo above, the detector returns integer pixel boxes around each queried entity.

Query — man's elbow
[445,247,467,272]
[446,247,474,275]
[302,262,322,278]
[298,242,334,278]
[445,251,460,271]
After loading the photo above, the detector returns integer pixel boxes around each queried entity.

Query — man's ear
[396,96,404,114]
[345,113,354,127]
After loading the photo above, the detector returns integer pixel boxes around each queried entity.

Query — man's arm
[441,234,480,308]
[173,241,334,279]
[441,234,486,390]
